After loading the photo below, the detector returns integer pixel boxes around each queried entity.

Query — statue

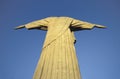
[15,16,105,79]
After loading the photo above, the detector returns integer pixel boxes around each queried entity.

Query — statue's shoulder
[59,16,74,19]
[45,16,57,19]
[40,17,57,22]
[46,16,74,19]
[43,16,75,21]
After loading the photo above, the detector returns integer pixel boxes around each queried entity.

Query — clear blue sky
[0,0,120,79]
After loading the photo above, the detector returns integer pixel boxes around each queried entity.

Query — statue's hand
[14,25,25,30]
[95,25,106,28]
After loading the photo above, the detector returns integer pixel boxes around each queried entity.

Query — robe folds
[25,17,96,79]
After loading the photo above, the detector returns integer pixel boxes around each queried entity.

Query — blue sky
[0,0,120,79]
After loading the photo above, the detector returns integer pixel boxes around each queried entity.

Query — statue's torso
[43,17,74,48]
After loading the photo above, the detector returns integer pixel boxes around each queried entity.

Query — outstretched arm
[71,19,106,31]
[15,18,50,30]
[15,25,25,30]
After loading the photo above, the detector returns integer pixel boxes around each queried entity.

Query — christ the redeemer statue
[15,16,105,79]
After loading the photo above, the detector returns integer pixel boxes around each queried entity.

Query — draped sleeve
[71,19,96,31]
[25,17,53,30]
[70,18,106,31]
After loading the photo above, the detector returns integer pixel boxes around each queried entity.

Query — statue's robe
[25,17,96,79]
